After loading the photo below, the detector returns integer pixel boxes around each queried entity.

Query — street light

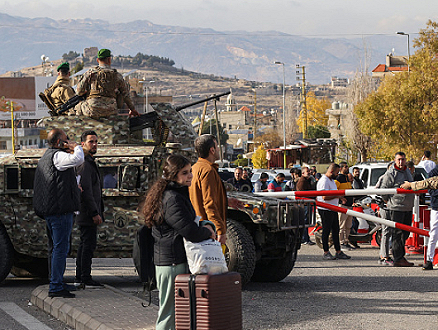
[139,80,155,113]
[396,31,410,72]
[274,61,287,169]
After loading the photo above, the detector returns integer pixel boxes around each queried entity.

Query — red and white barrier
[295,197,430,237]
[255,188,427,199]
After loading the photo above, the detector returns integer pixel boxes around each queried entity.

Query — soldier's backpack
[133,225,156,306]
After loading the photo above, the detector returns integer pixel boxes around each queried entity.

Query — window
[120,165,139,190]
[6,167,19,190]
[101,167,118,189]
[21,168,36,189]
[361,169,369,188]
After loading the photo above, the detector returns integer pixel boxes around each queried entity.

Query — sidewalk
[31,284,158,330]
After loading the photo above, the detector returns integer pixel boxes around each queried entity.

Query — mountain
[0,13,409,84]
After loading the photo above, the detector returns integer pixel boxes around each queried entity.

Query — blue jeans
[45,213,74,292]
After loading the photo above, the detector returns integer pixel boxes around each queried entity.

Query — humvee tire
[0,223,14,283]
[251,250,296,282]
[10,253,48,279]
[225,219,256,285]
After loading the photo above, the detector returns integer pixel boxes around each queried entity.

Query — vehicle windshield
[370,168,387,187]
[371,166,429,187]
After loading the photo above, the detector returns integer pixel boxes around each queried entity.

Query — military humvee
[0,95,313,285]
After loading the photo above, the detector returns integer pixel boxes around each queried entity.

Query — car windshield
[370,168,387,187]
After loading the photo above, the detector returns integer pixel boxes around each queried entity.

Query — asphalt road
[1,243,437,330]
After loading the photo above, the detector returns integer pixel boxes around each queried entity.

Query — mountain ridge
[0,13,408,84]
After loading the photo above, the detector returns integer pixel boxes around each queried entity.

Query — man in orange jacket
[189,134,242,244]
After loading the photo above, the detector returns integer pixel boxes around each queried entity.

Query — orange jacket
[189,158,228,235]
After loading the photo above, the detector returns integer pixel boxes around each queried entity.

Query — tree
[200,119,228,146]
[307,125,330,139]
[346,39,378,162]
[62,51,80,61]
[252,145,268,169]
[234,154,248,167]
[296,91,330,135]
[355,20,438,160]
[256,128,283,149]
[71,62,84,74]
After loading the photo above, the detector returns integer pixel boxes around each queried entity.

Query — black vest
[33,148,80,218]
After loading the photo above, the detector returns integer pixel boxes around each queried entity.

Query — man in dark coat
[33,128,84,298]
[75,130,104,287]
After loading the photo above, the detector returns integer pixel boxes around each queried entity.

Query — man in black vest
[75,130,104,287]
[33,129,84,298]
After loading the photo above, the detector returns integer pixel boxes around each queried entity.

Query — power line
[0,23,419,38]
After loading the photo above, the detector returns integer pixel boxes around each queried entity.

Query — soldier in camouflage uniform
[74,49,139,119]
[50,62,76,108]
[401,171,438,270]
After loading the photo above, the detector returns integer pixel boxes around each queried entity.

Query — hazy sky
[1,0,437,37]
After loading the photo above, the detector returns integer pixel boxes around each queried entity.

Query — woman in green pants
[143,155,215,330]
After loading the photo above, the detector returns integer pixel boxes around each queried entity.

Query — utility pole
[296,65,307,139]
[253,90,257,151]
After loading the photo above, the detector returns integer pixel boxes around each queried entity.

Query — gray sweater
[380,164,414,211]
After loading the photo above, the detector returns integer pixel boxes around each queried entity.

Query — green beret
[57,62,70,71]
[97,49,111,59]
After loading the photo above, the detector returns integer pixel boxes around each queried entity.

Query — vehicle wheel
[374,229,381,247]
[251,250,296,282]
[239,184,252,192]
[11,253,48,279]
[225,220,256,286]
[314,229,333,249]
[0,222,14,283]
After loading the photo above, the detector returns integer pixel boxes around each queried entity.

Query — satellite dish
[41,55,46,61]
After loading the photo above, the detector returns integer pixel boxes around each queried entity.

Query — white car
[354,163,428,189]
[354,162,429,205]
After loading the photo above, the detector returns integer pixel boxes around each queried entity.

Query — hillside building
[330,76,349,88]
[372,54,408,78]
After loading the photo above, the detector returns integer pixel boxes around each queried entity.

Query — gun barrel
[57,95,84,114]
[174,91,231,112]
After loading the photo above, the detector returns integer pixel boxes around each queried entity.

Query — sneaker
[350,242,360,249]
[380,258,394,266]
[346,243,356,250]
[83,279,104,287]
[323,252,336,260]
[335,251,351,259]
[340,243,353,251]
[48,289,75,298]
[307,241,316,246]
[423,261,433,270]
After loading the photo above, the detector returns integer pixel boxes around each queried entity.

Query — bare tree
[346,39,378,162]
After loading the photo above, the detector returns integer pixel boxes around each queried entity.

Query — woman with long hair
[143,154,215,330]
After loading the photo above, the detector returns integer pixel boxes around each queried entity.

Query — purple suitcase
[175,272,242,330]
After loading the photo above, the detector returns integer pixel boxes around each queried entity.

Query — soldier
[74,48,139,119]
[50,62,76,108]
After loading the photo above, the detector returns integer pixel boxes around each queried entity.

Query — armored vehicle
[0,94,312,285]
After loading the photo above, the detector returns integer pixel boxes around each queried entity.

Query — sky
[1,0,437,38]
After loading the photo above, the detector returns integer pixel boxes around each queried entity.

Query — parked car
[354,162,429,204]
[354,163,428,189]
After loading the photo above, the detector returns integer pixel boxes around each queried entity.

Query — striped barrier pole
[255,188,427,199]
[293,197,429,237]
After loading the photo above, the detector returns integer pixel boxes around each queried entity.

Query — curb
[31,284,158,330]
